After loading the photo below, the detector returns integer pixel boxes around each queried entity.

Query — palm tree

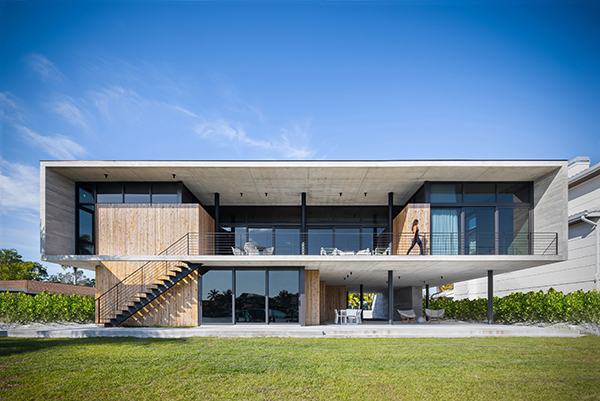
[208,289,219,301]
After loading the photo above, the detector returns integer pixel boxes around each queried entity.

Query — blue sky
[1,1,599,276]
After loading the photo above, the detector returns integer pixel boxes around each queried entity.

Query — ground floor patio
[2,321,581,339]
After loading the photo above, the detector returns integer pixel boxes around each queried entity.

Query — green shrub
[426,288,600,324]
[0,291,95,324]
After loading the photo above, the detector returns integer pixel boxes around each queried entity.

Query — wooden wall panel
[305,270,320,325]
[319,281,327,324]
[392,203,430,255]
[95,203,214,326]
[124,270,198,327]
[323,286,347,322]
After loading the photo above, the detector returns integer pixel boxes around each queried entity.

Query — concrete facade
[455,157,599,299]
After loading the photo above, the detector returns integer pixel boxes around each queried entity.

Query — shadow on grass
[0,337,192,358]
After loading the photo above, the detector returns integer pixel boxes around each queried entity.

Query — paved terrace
[1,322,581,339]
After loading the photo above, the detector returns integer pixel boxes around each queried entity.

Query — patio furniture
[355,248,371,255]
[397,309,417,323]
[232,247,244,256]
[334,309,346,324]
[374,247,390,255]
[244,242,260,255]
[262,246,274,255]
[345,309,361,324]
[425,308,445,323]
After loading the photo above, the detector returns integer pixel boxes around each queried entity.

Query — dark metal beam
[388,270,393,325]
[487,270,494,324]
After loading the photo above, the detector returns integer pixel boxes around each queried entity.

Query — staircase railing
[95,233,194,325]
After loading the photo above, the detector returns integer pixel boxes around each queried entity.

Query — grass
[1,336,599,400]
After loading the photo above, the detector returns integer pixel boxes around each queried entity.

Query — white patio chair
[355,248,371,255]
[262,246,274,255]
[397,309,417,323]
[346,309,360,324]
[334,309,346,324]
[425,308,445,323]
[232,247,243,256]
[244,242,260,255]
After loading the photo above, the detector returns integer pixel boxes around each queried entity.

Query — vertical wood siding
[393,203,430,255]
[95,203,214,326]
[304,270,320,325]
[321,285,347,322]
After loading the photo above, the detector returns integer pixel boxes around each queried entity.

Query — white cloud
[194,118,315,159]
[48,97,89,131]
[17,126,86,160]
[26,53,65,82]
[0,158,39,211]
[0,91,24,123]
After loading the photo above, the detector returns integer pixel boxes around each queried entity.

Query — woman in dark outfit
[407,219,424,255]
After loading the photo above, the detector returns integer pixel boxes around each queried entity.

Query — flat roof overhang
[41,160,565,206]
[44,254,564,293]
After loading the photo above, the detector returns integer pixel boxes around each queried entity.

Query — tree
[0,249,48,281]
[48,266,95,287]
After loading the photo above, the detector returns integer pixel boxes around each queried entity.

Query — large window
[426,182,532,255]
[75,181,198,255]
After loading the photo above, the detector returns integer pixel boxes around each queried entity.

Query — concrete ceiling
[43,160,564,206]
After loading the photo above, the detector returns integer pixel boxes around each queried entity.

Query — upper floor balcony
[157,231,558,257]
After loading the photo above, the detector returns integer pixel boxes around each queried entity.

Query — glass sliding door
[274,228,300,255]
[268,270,299,323]
[308,228,333,255]
[202,270,233,323]
[335,228,361,253]
[236,270,266,323]
[431,208,460,255]
[499,208,530,255]
[248,228,273,252]
[464,208,495,255]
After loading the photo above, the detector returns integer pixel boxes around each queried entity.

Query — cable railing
[178,232,558,256]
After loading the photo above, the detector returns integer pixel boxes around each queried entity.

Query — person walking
[407,219,424,255]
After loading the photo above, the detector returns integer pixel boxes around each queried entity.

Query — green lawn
[1,336,599,400]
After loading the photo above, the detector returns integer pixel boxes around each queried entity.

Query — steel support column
[301,192,307,255]
[388,270,393,325]
[214,193,220,254]
[487,270,494,324]
[359,284,364,310]
[425,284,430,321]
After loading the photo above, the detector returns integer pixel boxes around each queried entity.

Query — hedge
[0,291,95,324]
[426,288,600,324]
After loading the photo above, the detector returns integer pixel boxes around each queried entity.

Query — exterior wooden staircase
[95,233,202,327]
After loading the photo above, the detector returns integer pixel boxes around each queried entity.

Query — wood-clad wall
[321,285,347,322]
[305,270,320,325]
[392,203,430,255]
[124,271,198,327]
[95,203,214,326]
[319,281,327,324]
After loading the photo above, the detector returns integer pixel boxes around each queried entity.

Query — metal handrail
[96,233,192,324]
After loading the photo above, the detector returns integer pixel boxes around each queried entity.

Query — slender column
[388,193,394,250]
[388,271,394,325]
[214,193,220,254]
[487,270,494,324]
[359,284,364,310]
[301,192,307,255]
[299,267,306,326]
[425,284,430,322]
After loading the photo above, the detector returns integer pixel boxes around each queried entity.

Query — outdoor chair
[244,242,260,255]
[397,309,417,323]
[374,247,390,255]
[334,309,346,324]
[346,309,361,324]
[231,247,243,256]
[355,248,371,255]
[425,308,445,323]
[262,246,274,255]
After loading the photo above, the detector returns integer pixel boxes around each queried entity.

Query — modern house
[455,157,599,299]
[39,160,568,327]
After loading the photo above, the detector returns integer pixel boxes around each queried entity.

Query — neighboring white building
[455,157,600,299]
